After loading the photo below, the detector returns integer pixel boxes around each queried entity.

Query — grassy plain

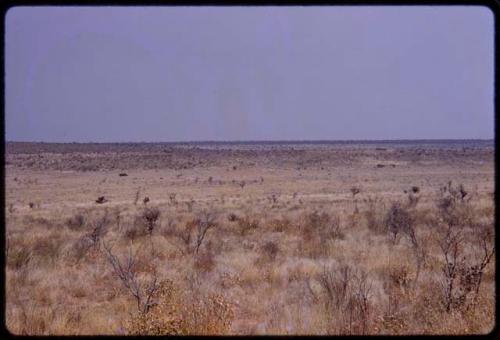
[5,140,495,335]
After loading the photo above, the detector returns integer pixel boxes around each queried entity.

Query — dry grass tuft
[237,215,260,236]
[126,279,234,335]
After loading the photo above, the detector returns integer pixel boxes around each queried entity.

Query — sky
[5,6,495,142]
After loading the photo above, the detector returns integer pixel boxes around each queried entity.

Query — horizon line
[5,138,495,144]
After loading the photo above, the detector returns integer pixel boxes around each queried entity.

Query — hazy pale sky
[5,6,494,142]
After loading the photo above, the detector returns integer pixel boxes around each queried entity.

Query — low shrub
[142,207,161,235]
[385,202,413,243]
[298,211,344,258]
[227,213,238,222]
[317,264,373,335]
[65,213,86,231]
[436,182,474,228]
[261,241,280,261]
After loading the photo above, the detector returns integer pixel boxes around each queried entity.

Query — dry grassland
[5,141,495,335]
